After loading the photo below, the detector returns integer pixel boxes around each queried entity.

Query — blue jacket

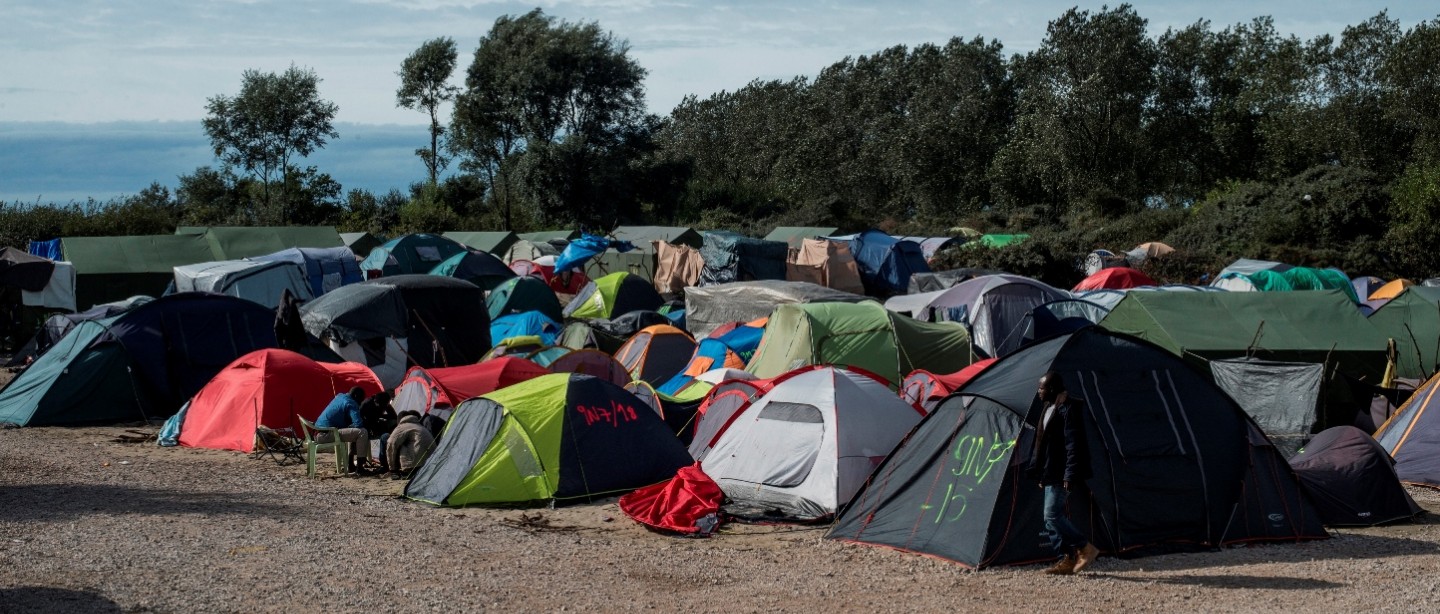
[316,393,362,430]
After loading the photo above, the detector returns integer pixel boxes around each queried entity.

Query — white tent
[700,367,922,520]
[173,260,312,308]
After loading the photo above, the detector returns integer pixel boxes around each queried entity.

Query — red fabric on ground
[619,462,724,535]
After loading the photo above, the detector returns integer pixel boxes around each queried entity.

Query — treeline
[4,6,1440,285]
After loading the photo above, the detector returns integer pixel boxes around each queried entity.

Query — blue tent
[838,229,930,296]
[657,324,764,395]
[251,246,362,296]
[491,311,561,346]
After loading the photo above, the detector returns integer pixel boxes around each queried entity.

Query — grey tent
[1211,358,1324,457]
[172,259,313,308]
[684,280,871,338]
[1290,426,1422,526]
[907,269,1005,294]
[698,231,788,286]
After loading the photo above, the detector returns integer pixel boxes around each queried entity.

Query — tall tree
[397,37,461,186]
[202,65,339,220]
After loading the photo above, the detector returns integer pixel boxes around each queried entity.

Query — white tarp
[21,261,76,311]
[173,260,313,308]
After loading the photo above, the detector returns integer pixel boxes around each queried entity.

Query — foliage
[397,37,461,185]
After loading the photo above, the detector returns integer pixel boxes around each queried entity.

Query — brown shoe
[1043,555,1076,575]
[1073,543,1100,573]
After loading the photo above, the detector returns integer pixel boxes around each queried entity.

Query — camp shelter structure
[178,349,382,453]
[300,275,490,387]
[7,295,152,367]
[907,268,1006,294]
[1219,258,1292,277]
[701,366,922,521]
[837,229,930,296]
[429,250,516,291]
[899,358,996,413]
[517,230,581,243]
[610,226,702,249]
[764,227,840,249]
[895,237,965,262]
[1374,372,1440,488]
[1368,286,1440,381]
[786,239,866,295]
[504,239,560,264]
[1369,279,1414,301]
[61,234,218,308]
[176,226,344,259]
[491,312,561,346]
[1073,267,1156,291]
[614,325,697,387]
[884,274,1070,359]
[1290,426,1421,526]
[404,373,694,506]
[563,272,664,321]
[172,259,312,308]
[444,231,518,256]
[546,348,631,386]
[684,280,868,338]
[698,231,788,286]
[487,276,563,323]
[659,323,764,395]
[0,247,54,291]
[1211,358,1324,457]
[361,234,468,277]
[250,246,363,297]
[745,301,974,386]
[828,327,1327,568]
[340,232,383,258]
[653,241,703,296]
[0,293,278,426]
[392,357,551,419]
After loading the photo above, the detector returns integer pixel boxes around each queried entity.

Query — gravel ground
[2,426,1439,613]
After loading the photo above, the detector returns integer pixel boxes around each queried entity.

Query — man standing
[1027,371,1099,575]
[316,387,370,473]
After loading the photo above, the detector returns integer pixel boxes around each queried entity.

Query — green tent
[611,226,702,250]
[444,231,519,256]
[584,250,657,281]
[763,227,841,249]
[0,319,145,426]
[745,301,974,386]
[360,234,468,276]
[177,226,344,259]
[1369,287,1440,380]
[340,232,383,258]
[404,373,693,506]
[487,276,563,322]
[562,272,663,321]
[517,230,580,243]
[1099,289,1386,380]
[1283,267,1360,302]
[62,234,218,308]
[960,234,1029,249]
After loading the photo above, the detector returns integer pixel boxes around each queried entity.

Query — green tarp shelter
[611,226,703,251]
[62,234,217,308]
[961,234,1029,249]
[764,227,841,249]
[176,226,344,259]
[444,231,518,256]
[1099,289,1385,378]
[517,230,580,243]
[340,232,383,258]
[1369,286,1440,380]
[745,301,974,386]
[360,234,468,276]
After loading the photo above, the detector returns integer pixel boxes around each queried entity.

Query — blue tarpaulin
[555,234,635,274]
[28,239,61,260]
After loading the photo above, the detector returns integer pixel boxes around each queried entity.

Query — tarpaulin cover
[251,246,363,296]
[763,227,840,249]
[840,229,930,296]
[786,239,865,295]
[684,280,868,338]
[619,462,724,535]
[698,231,788,286]
[0,247,56,291]
[654,242,703,296]
[555,234,634,274]
[1212,358,1323,457]
[21,260,75,311]
[1289,426,1421,526]
[28,239,61,260]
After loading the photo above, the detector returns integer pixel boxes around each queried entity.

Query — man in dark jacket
[1026,371,1099,575]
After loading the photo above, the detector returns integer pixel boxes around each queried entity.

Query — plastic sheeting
[698,231,789,286]
[1211,358,1323,457]
[684,280,869,338]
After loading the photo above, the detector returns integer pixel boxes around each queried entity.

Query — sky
[2,0,1436,202]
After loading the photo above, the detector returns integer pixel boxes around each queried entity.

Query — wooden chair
[297,417,349,477]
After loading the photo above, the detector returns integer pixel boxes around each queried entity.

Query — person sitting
[315,387,371,473]
[361,391,397,470]
[385,410,435,480]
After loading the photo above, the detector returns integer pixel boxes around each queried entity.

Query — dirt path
[2,427,1438,613]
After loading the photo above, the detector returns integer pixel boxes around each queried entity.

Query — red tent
[900,358,997,413]
[179,349,383,453]
[1073,267,1156,291]
[392,356,551,416]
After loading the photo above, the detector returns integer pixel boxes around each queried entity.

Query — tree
[397,37,461,185]
[202,65,339,219]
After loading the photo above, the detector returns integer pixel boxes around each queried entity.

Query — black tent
[0,246,55,291]
[698,231,788,285]
[1290,426,1422,526]
[301,275,490,369]
[430,249,516,292]
[828,327,1327,569]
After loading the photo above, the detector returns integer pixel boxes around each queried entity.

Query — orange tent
[1369,279,1415,301]
[179,349,382,453]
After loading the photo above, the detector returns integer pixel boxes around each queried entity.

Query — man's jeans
[1043,484,1087,558]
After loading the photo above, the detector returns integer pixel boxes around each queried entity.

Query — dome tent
[429,249,517,291]
[361,234,468,277]
[1290,426,1421,527]
[563,271,664,321]
[487,276,563,324]
[391,357,551,418]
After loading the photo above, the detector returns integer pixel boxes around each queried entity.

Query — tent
[1212,269,1294,292]
[764,227,840,249]
[884,274,1070,359]
[614,325,697,387]
[172,259,312,308]
[962,234,1029,249]
[61,234,218,308]
[786,238,866,295]
[177,349,382,453]
[429,250,517,291]
[611,226,703,250]
[503,239,559,264]
[0,294,278,426]
[443,231,518,256]
[563,272,664,320]
[1125,242,1174,267]
[339,232,383,258]
[828,328,1328,568]
[1022,298,1113,344]
[177,226,344,259]
[684,280,868,338]
[659,323,764,395]
[1368,286,1440,380]
[250,246,363,297]
[546,348,631,386]
[1369,279,1414,301]
[557,310,670,355]
[907,268,1006,294]
[300,275,490,387]
[698,231,788,286]
[1352,276,1386,302]
[745,301,974,386]
[653,241,703,296]
[894,237,965,262]
[6,295,152,366]
[1374,372,1440,488]
[899,358,997,413]
[1219,258,1292,277]
[391,357,551,419]
[404,373,694,506]
[487,276,563,323]
[837,229,930,296]
[1283,267,1361,302]
[360,234,468,277]
[1072,267,1156,291]
[1290,426,1422,526]
[517,230,581,243]
[701,366,922,520]
[491,312,561,346]
[0,247,55,291]
[1211,358,1324,457]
